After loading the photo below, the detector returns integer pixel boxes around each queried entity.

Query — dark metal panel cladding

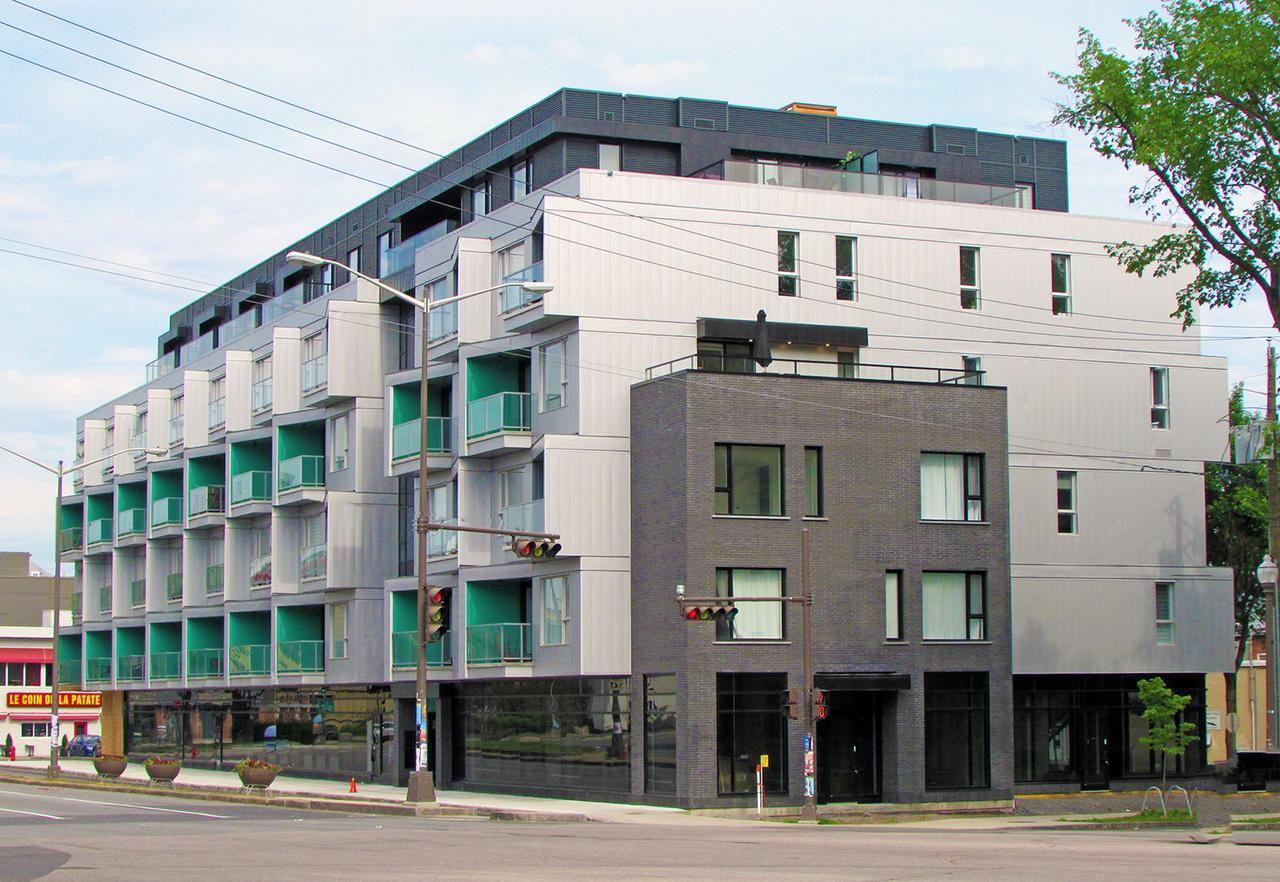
[462,132,491,164]
[1033,167,1068,211]
[622,142,679,176]
[531,138,565,189]
[679,98,728,131]
[828,116,931,151]
[598,92,624,120]
[532,91,563,125]
[1027,137,1067,170]
[977,132,1014,164]
[697,316,869,349]
[510,108,532,137]
[563,88,599,119]
[564,137,601,174]
[931,125,978,156]
[728,105,828,142]
[624,94,679,126]
[980,162,1015,186]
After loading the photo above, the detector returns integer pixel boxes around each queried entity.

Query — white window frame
[835,236,858,301]
[1057,470,1077,535]
[598,143,621,172]
[511,159,530,200]
[377,231,393,278]
[1051,253,1071,315]
[252,355,273,413]
[250,522,271,589]
[346,246,360,273]
[470,179,489,218]
[962,355,982,386]
[1151,367,1170,429]
[1156,582,1175,644]
[301,512,326,581]
[960,246,981,310]
[330,413,349,473]
[330,602,349,659]
[540,339,567,412]
[541,576,569,646]
[778,231,799,297]
[169,395,184,447]
[208,376,226,430]
[1014,183,1035,209]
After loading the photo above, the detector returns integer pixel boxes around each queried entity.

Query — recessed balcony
[116,507,146,546]
[466,623,533,666]
[465,392,532,456]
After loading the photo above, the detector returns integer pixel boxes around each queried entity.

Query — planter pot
[93,757,128,778]
[145,762,181,783]
[237,766,279,789]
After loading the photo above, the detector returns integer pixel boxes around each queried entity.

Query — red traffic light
[685,607,700,620]
[514,538,561,559]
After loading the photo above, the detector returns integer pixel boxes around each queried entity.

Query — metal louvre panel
[679,98,728,130]
[563,89,599,118]
[621,142,678,176]
[462,132,491,163]
[728,105,828,142]
[977,132,1014,163]
[531,139,565,189]
[598,92,624,120]
[623,95,679,126]
[532,92,562,125]
[828,116,930,151]
[564,138,600,174]
[980,161,1015,186]
[930,125,978,155]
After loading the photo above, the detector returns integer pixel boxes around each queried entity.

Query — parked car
[66,735,101,757]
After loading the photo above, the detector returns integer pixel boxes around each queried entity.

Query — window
[804,447,823,517]
[301,513,326,580]
[131,409,147,450]
[716,568,783,640]
[540,339,567,412]
[469,179,489,218]
[697,340,753,374]
[302,333,327,392]
[714,444,783,516]
[1057,471,1077,534]
[777,231,798,296]
[21,722,50,738]
[377,231,393,277]
[541,576,568,645]
[426,274,456,341]
[397,475,415,576]
[962,355,982,386]
[920,453,984,521]
[598,143,621,172]
[1156,583,1175,644]
[320,263,333,292]
[885,571,903,641]
[249,522,271,588]
[644,674,677,795]
[251,356,272,412]
[511,160,530,200]
[330,602,348,659]
[24,662,41,685]
[1151,367,1170,429]
[837,349,859,379]
[922,572,986,641]
[960,247,981,309]
[346,246,360,274]
[330,413,349,472]
[1051,254,1071,315]
[207,377,225,430]
[835,236,858,301]
[1014,183,1035,209]
[426,481,457,557]
[717,673,787,795]
[5,663,21,685]
[925,672,989,789]
[169,395,184,446]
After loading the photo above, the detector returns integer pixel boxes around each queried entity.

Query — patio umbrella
[751,310,772,367]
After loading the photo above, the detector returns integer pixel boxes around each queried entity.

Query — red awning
[4,713,99,722]
[0,648,53,663]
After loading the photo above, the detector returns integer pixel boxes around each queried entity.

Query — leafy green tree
[1137,676,1199,799]
[1206,384,1268,760]
[1052,0,1280,330]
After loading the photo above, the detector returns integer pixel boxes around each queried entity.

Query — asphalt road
[2,785,1278,881]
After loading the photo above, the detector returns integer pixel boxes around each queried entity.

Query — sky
[0,0,1272,572]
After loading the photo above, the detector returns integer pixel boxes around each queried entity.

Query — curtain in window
[732,569,783,639]
[921,454,963,520]
[922,572,967,639]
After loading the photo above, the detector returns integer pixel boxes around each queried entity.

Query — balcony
[278,455,324,492]
[428,519,458,558]
[301,354,328,393]
[208,397,226,431]
[277,640,324,674]
[206,564,224,596]
[382,220,457,280]
[251,378,272,414]
[466,392,531,440]
[98,585,111,615]
[60,527,83,552]
[499,500,543,534]
[58,659,82,685]
[87,517,112,547]
[466,623,533,665]
[117,654,145,681]
[130,578,145,609]
[229,644,271,677]
[187,648,224,678]
[70,592,81,624]
[169,415,184,447]
[428,303,457,341]
[190,484,226,516]
[117,507,146,539]
[101,446,114,477]
[152,496,183,528]
[391,631,452,669]
[499,262,546,313]
[230,471,271,505]
[165,572,183,602]
[300,543,327,581]
[84,658,113,683]
[645,354,985,386]
[391,416,453,462]
[249,555,272,590]
[150,651,182,679]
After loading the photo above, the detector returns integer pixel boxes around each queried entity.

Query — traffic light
[682,601,738,622]
[513,537,561,559]
[811,689,829,721]
[787,688,804,721]
[425,586,449,643]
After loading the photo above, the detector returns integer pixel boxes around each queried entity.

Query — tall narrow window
[540,340,567,412]
[302,333,327,392]
[470,179,490,218]
[320,263,333,292]
[252,356,273,413]
[962,355,982,386]
[837,349,859,379]
[330,602,348,659]
[207,377,225,430]
[250,522,271,588]
[714,444,783,516]
[920,453,984,521]
[960,246,981,309]
[598,143,621,172]
[330,413,349,472]
[925,673,990,789]
[169,395,184,447]
[1051,254,1071,315]
[301,513,326,580]
[835,236,858,301]
[804,446,823,518]
[644,675,678,795]
[511,160,530,200]
[346,246,360,274]
[716,568,784,640]
[541,576,568,645]
[884,571,903,641]
[1151,367,1170,429]
[1014,183,1035,209]
[377,231,393,278]
[1057,471,1077,534]
[922,572,986,640]
[1156,583,1175,644]
[778,232,799,296]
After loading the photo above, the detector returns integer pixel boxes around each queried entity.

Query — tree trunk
[1225,670,1239,763]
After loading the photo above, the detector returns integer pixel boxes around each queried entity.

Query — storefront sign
[6,692,102,709]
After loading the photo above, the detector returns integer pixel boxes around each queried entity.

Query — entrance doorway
[1080,707,1111,790]
[816,692,880,802]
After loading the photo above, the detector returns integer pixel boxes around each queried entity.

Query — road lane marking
[0,789,233,819]
[0,806,67,820]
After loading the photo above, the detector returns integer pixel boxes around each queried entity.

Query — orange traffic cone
[349,777,358,793]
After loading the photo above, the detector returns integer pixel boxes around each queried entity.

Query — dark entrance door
[817,693,880,803]
[1079,707,1110,789]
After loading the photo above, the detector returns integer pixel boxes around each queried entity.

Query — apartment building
[58,89,1230,803]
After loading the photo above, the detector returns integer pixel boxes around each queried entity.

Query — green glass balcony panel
[277,640,324,673]
[190,484,226,516]
[70,592,82,623]
[85,657,113,682]
[152,496,183,526]
[466,392,531,440]
[150,651,182,679]
[229,644,271,676]
[87,518,112,545]
[117,654,145,681]
[60,526,83,550]
[58,659,82,684]
[391,630,451,669]
[465,622,532,665]
[116,508,146,537]
[165,572,182,602]
[231,470,271,504]
[392,417,453,461]
[300,544,327,580]
[187,648,224,678]
[249,555,271,589]
[98,585,111,614]
[278,455,324,492]
[130,579,145,608]
[206,564,224,595]
[301,354,327,392]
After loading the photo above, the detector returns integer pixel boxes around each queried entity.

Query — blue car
[66,735,101,757]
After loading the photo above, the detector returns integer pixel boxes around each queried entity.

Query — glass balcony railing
[391,630,452,669]
[277,640,324,673]
[145,349,179,382]
[721,158,1024,207]
[301,354,328,393]
[85,657,113,683]
[229,644,271,676]
[165,572,182,602]
[190,485,226,516]
[499,500,544,533]
[382,220,457,278]
[101,446,114,477]
[59,659,82,684]
[466,623,533,665]
[208,398,226,430]
[499,262,546,313]
[391,416,453,461]
[427,518,458,557]
[130,578,145,608]
[466,392,531,440]
[301,544,327,580]
[150,651,182,679]
[117,654,145,681]
[427,302,457,341]
[187,648,224,678]
[98,585,112,614]
[278,455,324,492]
[59,526,83,551]
[206,564,224,595]
[152,496,183,527]
[117,508,146,538]
[251,378,273,413]
[249,555,272,589]
[231,470,271,504]
[87,518,112,545]
[169,415,184,446]
[130,431,147,456]
[70,592,81,624]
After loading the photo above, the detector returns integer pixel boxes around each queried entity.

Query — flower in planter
[144,756,181,766]
[97,754,128,762]
[235,758,282,773]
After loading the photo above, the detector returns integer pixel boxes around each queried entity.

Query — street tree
[1052,0,1280,330]
[1137,676,1199,804]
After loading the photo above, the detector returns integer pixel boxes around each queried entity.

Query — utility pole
[799,527,817,822]
[48,460,63,777]
[407,289,435,803]
[1267,343,1278,752]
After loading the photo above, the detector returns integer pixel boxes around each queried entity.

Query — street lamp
[286,249,552,801]
[0,443,167,776]
[1258,554,1278,751]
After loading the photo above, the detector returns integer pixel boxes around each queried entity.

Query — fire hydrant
[191,746,198,760]
[7,743,14,762]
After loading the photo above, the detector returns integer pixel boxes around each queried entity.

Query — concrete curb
[0,769,590,823]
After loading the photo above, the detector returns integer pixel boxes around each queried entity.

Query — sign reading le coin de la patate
[5,692,102,709]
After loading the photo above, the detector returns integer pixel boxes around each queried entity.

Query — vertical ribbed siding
[564,137,600,174]
[623,142,679,176]
[624,95,679,126]
[679,98,728,131]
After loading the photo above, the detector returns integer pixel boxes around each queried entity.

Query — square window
[920,453,984,521]
[922,572,985,641]
[714,444,783,516]
[716,568,783,640]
